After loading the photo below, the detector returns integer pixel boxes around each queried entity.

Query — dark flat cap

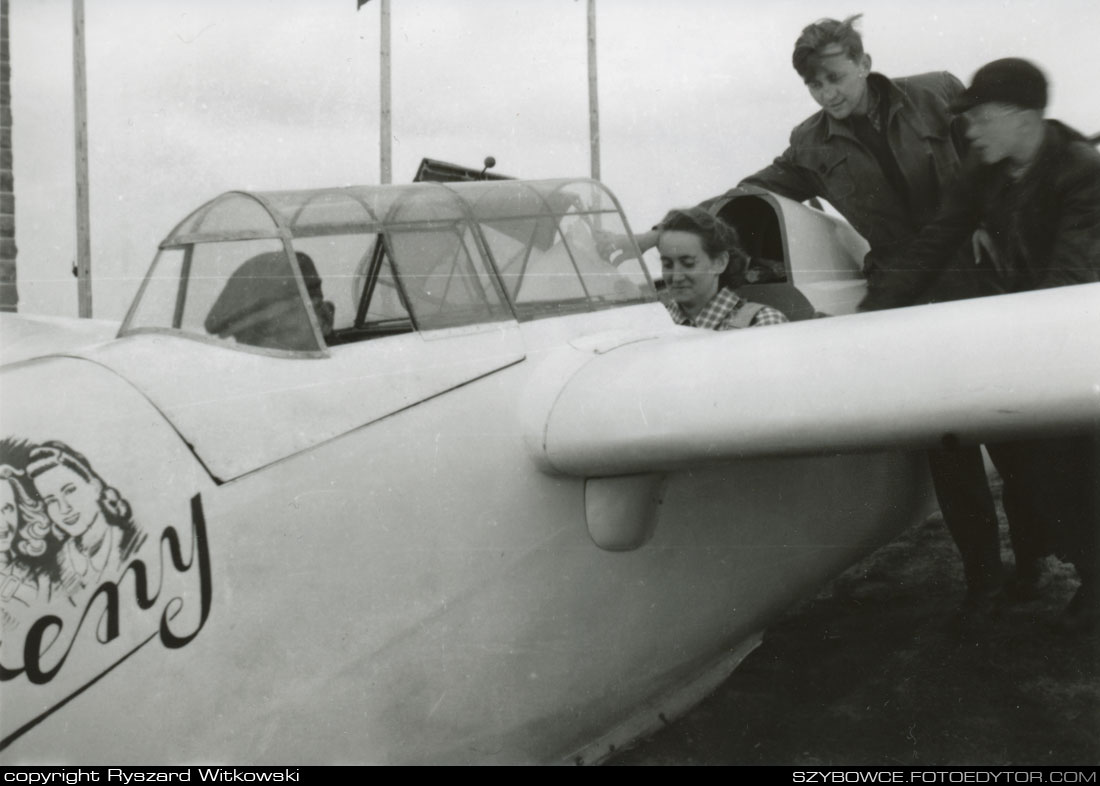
[950,57,1048,113]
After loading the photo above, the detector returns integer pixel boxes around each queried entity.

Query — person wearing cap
[861,57,1100,304]
[610,14,984,308]
[864,57,1100,631]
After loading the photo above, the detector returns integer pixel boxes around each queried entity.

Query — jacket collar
[821,73,938,141]
[1011,120,1079,183]
[975,120,1070,189]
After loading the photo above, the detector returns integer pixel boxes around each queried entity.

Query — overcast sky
[10,0,1100,319]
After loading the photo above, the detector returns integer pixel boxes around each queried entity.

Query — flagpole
[72,0,92,317]
[587,0,600,182]
[380,0,392,184]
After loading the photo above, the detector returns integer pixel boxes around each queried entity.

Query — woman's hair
[27,441,143,559]
[792,14,865,79]
[1,464,59,576]
[657,207,750,283]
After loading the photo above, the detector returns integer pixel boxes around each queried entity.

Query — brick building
[0,0,16,312]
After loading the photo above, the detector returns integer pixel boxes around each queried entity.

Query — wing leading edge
[526,283,1100,478]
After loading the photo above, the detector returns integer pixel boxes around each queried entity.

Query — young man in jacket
[621,15,983,307]
[738,15,981,307]
[864,57,1100,631]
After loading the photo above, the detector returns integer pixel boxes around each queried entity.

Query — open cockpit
[707,186,870,319]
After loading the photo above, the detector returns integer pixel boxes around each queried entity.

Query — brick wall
[0,0,16,312]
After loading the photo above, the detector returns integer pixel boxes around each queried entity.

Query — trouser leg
[928,446,1002,592]
[985,442,1047,581]
[995,433,1098,630]
[1036,433,1098,593]
[987,434,1098,587]
[1081,434,1099,594]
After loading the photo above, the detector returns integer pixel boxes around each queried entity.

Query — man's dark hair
[792,14,865,79]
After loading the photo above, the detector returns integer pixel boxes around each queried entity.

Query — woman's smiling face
[34,464,102,539]
[659,230,728,316]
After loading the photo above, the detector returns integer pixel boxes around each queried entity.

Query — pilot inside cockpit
[204,251,335,351]
[297,253,336,341]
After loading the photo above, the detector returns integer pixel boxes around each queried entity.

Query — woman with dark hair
[657,207,788,330]
[26,441,144,599]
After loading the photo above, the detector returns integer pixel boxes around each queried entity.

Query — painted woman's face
[0,480,17,553]
[33,464,102,539]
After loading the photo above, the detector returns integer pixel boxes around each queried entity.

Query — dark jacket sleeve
[1038,151,1100,288]
[737,136,820,204]
[859,158,982,311]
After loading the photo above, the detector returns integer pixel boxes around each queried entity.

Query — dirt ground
[606,477,1100,766]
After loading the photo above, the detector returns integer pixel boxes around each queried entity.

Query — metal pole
[587,0,600,182]
[380,0,392,184]
[72,0,91,317]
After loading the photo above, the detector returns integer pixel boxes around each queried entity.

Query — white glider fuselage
[1,303,933,764]
[1,179,1095,764]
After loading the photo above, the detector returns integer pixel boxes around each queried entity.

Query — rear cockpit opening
[711,194,817,322]
[714,194,789,286]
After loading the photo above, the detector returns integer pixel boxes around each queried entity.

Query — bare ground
[606,478,1100,766]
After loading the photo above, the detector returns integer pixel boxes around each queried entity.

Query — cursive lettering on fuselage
[0,493,211,685]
